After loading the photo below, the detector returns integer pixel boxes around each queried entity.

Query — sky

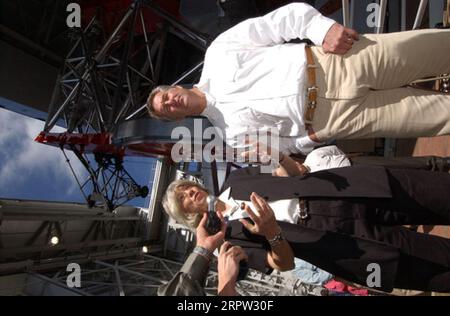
[0,107,155,208]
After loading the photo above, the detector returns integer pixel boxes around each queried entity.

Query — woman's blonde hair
[162,179,208,231]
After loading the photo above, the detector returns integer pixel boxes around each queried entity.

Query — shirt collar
[196,86,218,119]
[302,164,311,173]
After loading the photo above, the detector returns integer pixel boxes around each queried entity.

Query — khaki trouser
[310,29,450,141]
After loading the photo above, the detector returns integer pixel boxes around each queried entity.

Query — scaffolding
[36,0,207,212]
[22,254,337,296]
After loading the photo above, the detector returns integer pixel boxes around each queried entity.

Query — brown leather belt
[304,46,318,128]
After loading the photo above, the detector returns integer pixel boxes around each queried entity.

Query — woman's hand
[239,193,294,271]
[239,192,281,240]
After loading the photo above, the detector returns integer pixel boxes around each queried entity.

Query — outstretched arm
[158,213,226,296]
[213,3,358,54]
[239,192,295,271]
[240,141,304,177]
[278,134,322,156]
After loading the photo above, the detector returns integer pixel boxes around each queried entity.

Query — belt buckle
[308,100,317,109]
[297,199,309,224]
[299,207,309,220]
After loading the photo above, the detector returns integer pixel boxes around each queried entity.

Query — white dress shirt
[196,3,335,155]
[218,187,300,224]
[303,145,352,172]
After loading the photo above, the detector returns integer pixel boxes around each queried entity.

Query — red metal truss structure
[36,0,208,211]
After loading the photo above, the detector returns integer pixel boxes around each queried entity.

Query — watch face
[194,246,212,260]
[268,235,283,247]
[268,232,283,244]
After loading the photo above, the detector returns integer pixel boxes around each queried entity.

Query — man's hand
[196,212,226,253]
[323,23,359,55]
[240,141,277,165]
[239,192,280,240]
[218,242,248,296]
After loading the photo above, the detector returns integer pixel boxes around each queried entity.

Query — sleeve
[304,145,340,165]
[278,135,324,155]
[157,253,210,296]
[304,145,352,171]
[319,145,346,156]
[212,3,336,48]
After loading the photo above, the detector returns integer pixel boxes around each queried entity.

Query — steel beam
[342,0,350,27]
[144,1,208,49]
[413,0,429,29]
[376,0,388,33]
[0,24,62,65]
[113,262,125,296]
[108,1,140,132]
[95,260,165,284]
[27,273,91,296]
[0,237,141,256]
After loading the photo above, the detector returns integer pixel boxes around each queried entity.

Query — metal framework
[44,0,207,134]
[38,0,207,211]
[23,254,339,296]
[63,147,149,210]
[0,199,152,274]
[0,0,72,66]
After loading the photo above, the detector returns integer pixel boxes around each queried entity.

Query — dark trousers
[351,155,449,172]
[304,168,450,292]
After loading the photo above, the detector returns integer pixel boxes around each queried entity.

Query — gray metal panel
[0,40,58,115]
[113,117,215,146]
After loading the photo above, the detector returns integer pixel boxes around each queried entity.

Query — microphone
[205,195,222,235]
[207,195,216,213]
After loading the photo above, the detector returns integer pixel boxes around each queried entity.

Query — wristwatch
[193,246,213,261]
[267,230,284,248]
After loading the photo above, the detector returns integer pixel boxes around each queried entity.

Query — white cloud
[0,108,88,199]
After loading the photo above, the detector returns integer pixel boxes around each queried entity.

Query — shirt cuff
[306,15,336,46]
[295,136,323,155]
[279,136,317,155]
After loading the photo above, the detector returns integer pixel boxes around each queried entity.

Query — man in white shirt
[147,3,450,155]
